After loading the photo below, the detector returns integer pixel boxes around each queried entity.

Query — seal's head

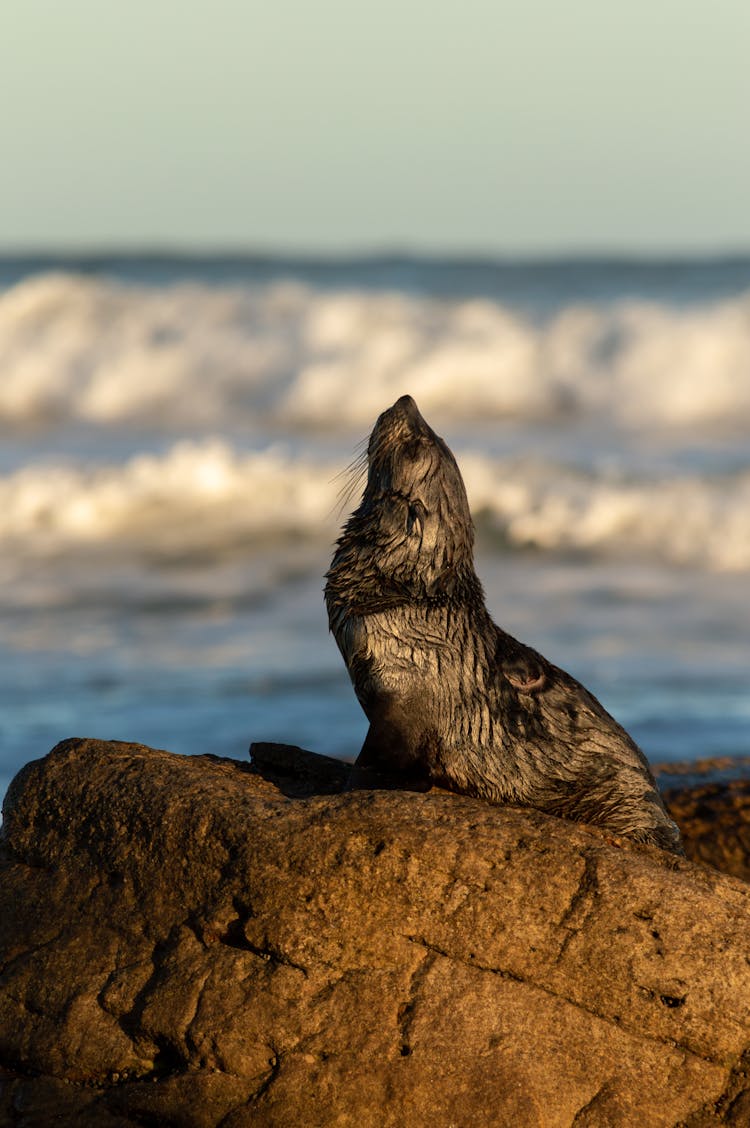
[327,395,480,616]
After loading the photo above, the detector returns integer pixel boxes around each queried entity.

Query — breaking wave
[2,439,750,573]
[2,272,750,431]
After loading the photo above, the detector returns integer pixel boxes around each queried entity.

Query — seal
[325,394,682,853]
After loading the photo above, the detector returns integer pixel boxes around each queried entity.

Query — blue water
[1,253,748,800]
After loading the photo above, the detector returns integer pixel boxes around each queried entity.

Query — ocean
[1,253,749,801]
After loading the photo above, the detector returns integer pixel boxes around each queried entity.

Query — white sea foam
[2,439,750,573]
[461,454,750,572]
[0,440,336,557]
[2,272,750,431]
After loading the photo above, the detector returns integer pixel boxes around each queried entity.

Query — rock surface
[657,758,750,884]
[1,737,749,1127]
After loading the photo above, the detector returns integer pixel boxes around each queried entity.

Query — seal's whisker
[335,468,367,516]
[330,441,369,518]
[365,430,391,473]
[332,437,369,484]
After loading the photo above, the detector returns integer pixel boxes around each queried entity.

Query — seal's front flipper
[347,724,432,792]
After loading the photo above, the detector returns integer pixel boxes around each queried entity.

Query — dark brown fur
[325,395,683,853]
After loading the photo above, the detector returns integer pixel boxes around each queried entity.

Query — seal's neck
[325,525,484,622]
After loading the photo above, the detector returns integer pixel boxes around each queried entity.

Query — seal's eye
[406,500,426,539]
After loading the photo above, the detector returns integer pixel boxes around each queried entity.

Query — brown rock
[1,737,750,1127]
[655,758,750,883]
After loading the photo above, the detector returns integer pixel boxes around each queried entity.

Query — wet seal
[325,395,682,853]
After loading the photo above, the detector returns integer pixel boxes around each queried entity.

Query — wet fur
[325,395,683,853]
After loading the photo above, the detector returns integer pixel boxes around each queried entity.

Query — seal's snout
[394,394,419,415]
[371,394,429,453]
[389,394,424,429]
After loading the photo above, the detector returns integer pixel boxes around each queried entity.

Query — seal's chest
[341,607,453,694]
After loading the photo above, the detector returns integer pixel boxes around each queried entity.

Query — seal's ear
[407,500,426,540]
[502,650,547,694]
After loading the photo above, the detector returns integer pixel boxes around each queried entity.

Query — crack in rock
[396,947,437,1058]
[556,850,601,962]
[404,933,720,1068]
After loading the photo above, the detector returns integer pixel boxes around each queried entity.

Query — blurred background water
[1,253,748,800]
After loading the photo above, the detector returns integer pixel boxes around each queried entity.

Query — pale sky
[2,0,750,253]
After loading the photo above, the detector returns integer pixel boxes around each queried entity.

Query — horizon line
[2,243,750,265]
